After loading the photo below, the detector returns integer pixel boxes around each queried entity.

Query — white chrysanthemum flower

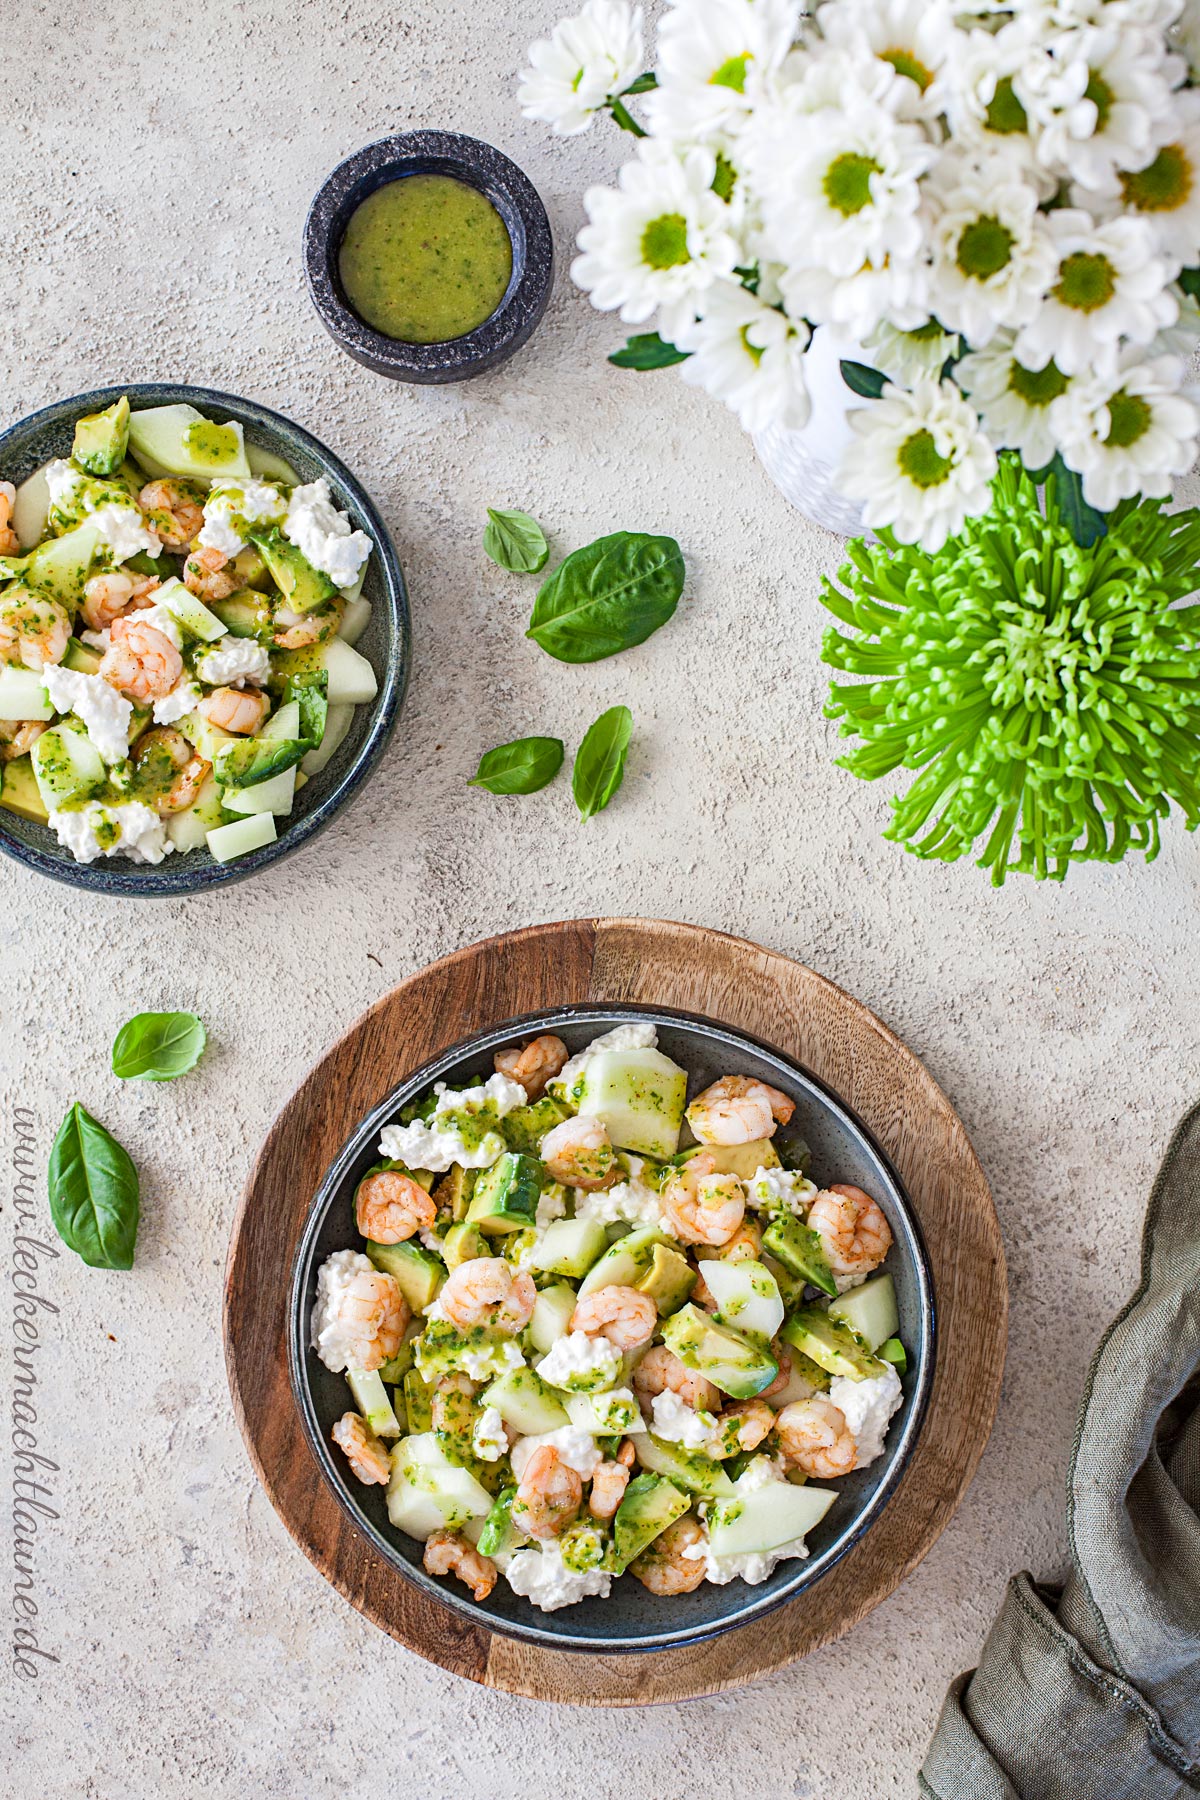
[676,281,811,430]
[943,22,1058,196]
[1015,210,1176,374]
[1089,88,1200,268]
[955,331,1071,468]
[518,0,646,135]
[1174,0,1200,76]
[1017,23,1173,189]
[926,149,1057,344]
[1051,349,1199,507]
[816,0,961,119]
[1151,283,1200,354]
[572,140,742,338]
[862,319,961,384]
[645,0,798,141]
[838,376,999,550]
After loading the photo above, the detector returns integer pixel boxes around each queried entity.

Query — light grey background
[4,3,1197,1795]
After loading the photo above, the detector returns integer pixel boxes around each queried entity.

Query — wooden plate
[224,918,1006,1704]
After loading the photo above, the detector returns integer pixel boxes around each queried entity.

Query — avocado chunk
[431,1162,477,1222]
[25,520,103,604]
[0,755,49,824]
[72,396,130,477]
[528,1282,577,1354]
[576,1225,672,1298]
[402,1368,434,1434]
[612,1473,691,1570]
[633,1432,736,1498]
[781,1307,887,1382]
[501,1094,569,1155]
[211,588,274,643]
[250,526,337,614]
[828,1272,899,1353]
[62,638,103,676]
[365,1240,445,1313]
[441,1221,487,1269]
[477,1485,522,1558]
[761,1214,838,1298]
[465,1152,543,1236]
[481,1367,570,1436]
[634,1243,696,1315]
[661,1303,779,1399]
[675,1138,781,1180]
[530,1216,607,1280]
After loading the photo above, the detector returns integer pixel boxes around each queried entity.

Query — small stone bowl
[305,132,555,384]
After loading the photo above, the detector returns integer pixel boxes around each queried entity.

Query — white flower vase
[753,325,870,538]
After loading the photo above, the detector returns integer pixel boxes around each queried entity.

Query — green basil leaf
[621,71,658,95]
[1047,453,1107,547]
[214,737,307,788]
[1179,265,1200,300]
[469,736,564,795]
[112,1010,207,1082]
[572,706,632,819]
[528,532,684,663]
[840,360,888,400]
[484,508,550,574]
[285,669,329,749]
[608,333,689,370]
[48,1102,140,1270]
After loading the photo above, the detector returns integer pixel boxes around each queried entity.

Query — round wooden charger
[224,918,1006,1705]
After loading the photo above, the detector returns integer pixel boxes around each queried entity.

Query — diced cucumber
[828,1272,899,1353]
[633,1433,736,1498]
[781,1307,886,1382]
[223,763,297,817]
[260,699,301,742]
[32,721,106,810]
[365,1240,445,1312]
[707,1477,837,1560]
[403,1368,434,1434]
[576,1047,688,1160]
[13,464,51,550]
[62,639,102,676]
[531,1216,607,1280]
[466,1153,543,1236]
[245,441,301,487]
[338,596,372,645]
[661,1304,780,1399]
[346,1368,401,1439]
[25,520,103,603]
[321,636,378,706]
[127,403,251,483]
[0,755,49,824]
[179,712,237,765]
[576,1225,671,1298]
[300,702,354,778]
[211,589,273,641]
[564,1387,639,1435]
[528,1282,577,1354]
[481,1367,570,1436]
[612,1472,691,1570]
[165,771,225,852]
[0,667,52,722]
[386,1431,493,1538]
[206,811,277,862]
[157,577,224,643]
[500,1095,570,1155]
[696,1258,784,1342]
[762,1214,838,1298]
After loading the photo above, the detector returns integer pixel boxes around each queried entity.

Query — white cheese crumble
[283,478,373,589]
[152,679,202,727]
[535,1331,621,1393]
[650,1389,717,1450]
[378,1074,527,1173]
[503,1539,612,1612]
[194,635,271,688]
[574,1155,663,1230]
[690,1457,810,1586]
[50,801,171,865]
[197,478,287,556]
[555,1021,659,1097]
[828,1364,903,1469]
[310,1248,376,1373]
[535,1184,568,1230]
[91,503,161,564]
[42,666,132,764]
[472,1406,508,1463]
[137,602,184,650]
[459,1339,525,1381]
[433,1073,527,1115]
[745,1164,818,1218]
[509,1427,604,1482]
[44,459,82,508]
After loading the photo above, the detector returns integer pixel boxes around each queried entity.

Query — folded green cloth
[920,1100,1200,1799]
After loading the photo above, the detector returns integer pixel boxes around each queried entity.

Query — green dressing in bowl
[338,175,513,345]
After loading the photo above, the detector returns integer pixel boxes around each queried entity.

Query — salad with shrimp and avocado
[0,394,379,867]
[310,1022,909,1613]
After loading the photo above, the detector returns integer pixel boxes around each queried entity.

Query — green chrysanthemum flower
[820,459,1200,885]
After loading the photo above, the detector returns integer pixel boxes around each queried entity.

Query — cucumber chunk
[828,1272,899,1353]
[0,667,52,722]
[245,441,301,487]
[386,1431,493,1538]
[13,464,51,550]
[528,1282,577,1354]
[346,1368,401,1439]
[165,771,224,852]
[321,636,378,706]
[576,1047,688,1159]
[661,1303,780,1399]
[564,1387,640,1435]
[222,763,297,817]
[206,812,277,862]
[25,520,103,603]
[707,1477,837,1560]
[696,1257,784,1342]
[300,702,354,778]
[531,1216,607,1280]
[338,596,372,645]
[403,1368,434,1434]
[156,577,224,643]
[32,721,106,810]
[480,1367,570,1436]
[127,403,251,482]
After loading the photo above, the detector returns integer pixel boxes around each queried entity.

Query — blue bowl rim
[0,382,410,897]
[288,999,937,1656]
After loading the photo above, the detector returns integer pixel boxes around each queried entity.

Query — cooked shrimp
[131,727,210,815]
[629,1515,707,1594]
[138,478,203,549]
[659,1154,745,1247]
[721,1397,776,1454]
[331,1411,391,1486]
[760,1341,796,1400]
[715,1218,762,1261]
[423,1529,498,1601]
[775,1396,857,1478]
[570,1284,657,1350]
[686,1075,795,1145]
[355,1170,437,1244]
[272,598,344,649]
[0,718,47,761]
[807,1184,893,1279]
[329,1267,409,1373]
[588,1458,631,1521]
[0,594,70,670]
[633,1343,719,1413]
[440,1257,536,1335]
[539,1115,619,1190]
[197,685,270,735]
[80,570,160,633]
[0,481,19,556]
[183,543,239,602]
[99,615,182,701]
[512,1445,583,1540]
[493,1034,569,1101]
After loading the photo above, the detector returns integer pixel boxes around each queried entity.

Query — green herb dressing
[338,175,513,345]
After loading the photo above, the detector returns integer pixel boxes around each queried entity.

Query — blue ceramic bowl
[290,1004,936,1655]
[0,384,409,896]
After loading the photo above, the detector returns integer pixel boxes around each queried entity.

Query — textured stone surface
[4,1,1198,1794]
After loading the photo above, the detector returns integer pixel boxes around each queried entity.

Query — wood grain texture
[223,918,1006,1706]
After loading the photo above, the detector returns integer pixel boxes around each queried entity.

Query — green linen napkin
[920,1099,1200,1799]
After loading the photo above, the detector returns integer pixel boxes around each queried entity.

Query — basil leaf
[285,669,329,749]
[214,737,307,788]
[484,508,549,574]
[840,360,888,400]
[112,1010,207,1082]
[621,71,658,95]
[608,333,689,370]
[572,706,632,819]
[469,736,564,796]
[528,532,684,663]
[48,1103,140,1270]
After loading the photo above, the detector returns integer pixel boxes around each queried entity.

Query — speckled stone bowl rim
[288,1002,937,1656]
[0,383,409,897]
[304,132,554,383]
